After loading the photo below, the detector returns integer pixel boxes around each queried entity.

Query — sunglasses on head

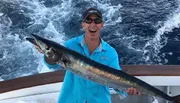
[83,18,102,24]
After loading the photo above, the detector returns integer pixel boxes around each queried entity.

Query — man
[37,8,140,103]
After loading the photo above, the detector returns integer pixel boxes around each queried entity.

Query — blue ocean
[0,0,180,81]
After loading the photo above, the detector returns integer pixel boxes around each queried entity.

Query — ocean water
[0,0,180,81]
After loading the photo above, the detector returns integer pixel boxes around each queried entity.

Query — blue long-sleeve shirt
[44,35,123,103]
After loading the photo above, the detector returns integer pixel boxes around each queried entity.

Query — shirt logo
[100,56,108,60]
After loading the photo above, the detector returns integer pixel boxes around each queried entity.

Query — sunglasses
[83,18,103,24]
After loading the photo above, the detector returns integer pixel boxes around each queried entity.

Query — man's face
[82,14,103,40]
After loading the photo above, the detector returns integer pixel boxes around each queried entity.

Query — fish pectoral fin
[61,54,71,64]
[58,61,67,70]
[151,96,159,103]
[114,88,128,100]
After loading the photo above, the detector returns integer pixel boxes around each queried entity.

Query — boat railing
[0,65,180,94]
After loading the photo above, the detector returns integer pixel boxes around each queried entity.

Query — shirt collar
[77,34,107,51]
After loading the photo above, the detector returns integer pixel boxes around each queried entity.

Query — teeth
[89,29,96,31]
[89,30,96,32]
[89,27,97,33]
[89,30,96,33]
[89,29,97,32]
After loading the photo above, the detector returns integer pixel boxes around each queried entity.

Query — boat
[0,65,180,103]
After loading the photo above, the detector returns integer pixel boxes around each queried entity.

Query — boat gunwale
[0,65,180,94]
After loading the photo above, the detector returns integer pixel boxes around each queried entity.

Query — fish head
[26,34,66,63]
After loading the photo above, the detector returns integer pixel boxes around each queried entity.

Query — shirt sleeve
[108,50,121,70]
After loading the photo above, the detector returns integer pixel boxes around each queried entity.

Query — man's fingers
[126,87,141,95]
[132,88,137,95]
[128,88,134,94]
[126,87,133,95]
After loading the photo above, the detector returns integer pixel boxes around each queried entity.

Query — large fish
[26,34,180,103]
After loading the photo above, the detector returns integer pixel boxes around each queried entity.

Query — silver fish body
[26,34,180,103]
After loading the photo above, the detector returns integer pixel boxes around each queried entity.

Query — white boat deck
[0,76,180,103]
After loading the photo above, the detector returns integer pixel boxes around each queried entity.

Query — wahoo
[26,34,180,103]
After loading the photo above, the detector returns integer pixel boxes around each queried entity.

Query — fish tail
[172,95,180,103]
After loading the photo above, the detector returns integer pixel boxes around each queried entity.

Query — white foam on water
[0,15,12,37]
[156,6,180,41]
[0,13,3,17]
[143,4,180,64]
[15,0,74,72]
[84,0,123,26]
[0,77,4,81]
[0,0,124,79]
[1,0,180,80]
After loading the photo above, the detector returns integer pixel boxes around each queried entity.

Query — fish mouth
[26,34,59,62]
[26,34,71,64]
[26,37,37,46]
[26,34,43,45]
[26,34,49,50]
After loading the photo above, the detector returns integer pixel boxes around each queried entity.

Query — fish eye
[45,45,50,50]
[46,46,50,50]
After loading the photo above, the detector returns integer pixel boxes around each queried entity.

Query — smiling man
[42,8,140,103]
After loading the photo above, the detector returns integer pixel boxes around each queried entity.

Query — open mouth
[89,29,97,33]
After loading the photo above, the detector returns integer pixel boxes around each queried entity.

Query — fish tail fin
[172,95,180,103]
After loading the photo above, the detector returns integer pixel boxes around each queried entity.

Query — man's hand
[33,45,57,65]
[126,87,141,95]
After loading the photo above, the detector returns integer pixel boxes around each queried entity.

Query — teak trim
[0,65,179,93]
